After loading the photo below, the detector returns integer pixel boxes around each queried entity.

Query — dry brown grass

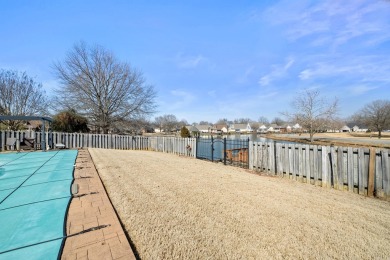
[89,148,390,260]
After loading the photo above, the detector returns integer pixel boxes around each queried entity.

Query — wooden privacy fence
[249,141,390,199]
[0,130,39,151]
[2,130,389,199]
[149,136,196,156]
[0,131,196,157]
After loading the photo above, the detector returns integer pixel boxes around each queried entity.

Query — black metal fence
[196,137,250,168]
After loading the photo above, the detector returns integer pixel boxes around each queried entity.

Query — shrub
[180,126,191,138]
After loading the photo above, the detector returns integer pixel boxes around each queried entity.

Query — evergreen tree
[180,126,191,138]
[52,109,89,133]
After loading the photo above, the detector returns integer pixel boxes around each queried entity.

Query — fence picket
[313,145,319,185]
[383,151,390,196]
[298,145,303,182]
[358,149,365,195]
[305,145,310,183]
[337,147,344,191]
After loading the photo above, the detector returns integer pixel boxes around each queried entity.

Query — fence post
[249,141,253,170]
[273,141,277,175]
[347,147,354,192]
[368,148,376,197]
[211,136,214,162]
[223,138,227,165]
[337,147,344,191]
[0,131,4,151]
[330,146,337,189]
[382,150,390,198]
[358,148,365,195]
[322,146,329,188]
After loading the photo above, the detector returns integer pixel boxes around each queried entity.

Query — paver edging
[61,149,136,260]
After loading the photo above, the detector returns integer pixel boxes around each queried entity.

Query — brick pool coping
[61,149,136,260]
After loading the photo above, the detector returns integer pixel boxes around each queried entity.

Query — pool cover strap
[0,224,110,255]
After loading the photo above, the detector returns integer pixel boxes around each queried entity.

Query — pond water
[206,134,293,144]
[196,134,294,162]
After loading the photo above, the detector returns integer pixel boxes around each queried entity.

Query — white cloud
[298,63,356,80]
[207,90,216,97]
[236,66,255,84]
[348,85,378,95]
[259,57,294,86]
[298,54,390,84]
[169,90,196,110]
[263,0,390,48]
[176,53,207,69]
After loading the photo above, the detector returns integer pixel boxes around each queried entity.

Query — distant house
[196,124,212,133]
[214,124,228,133]
[292,123,302,132]
[340,125,351,132]
[257,125,267,133]
[281,125,292,133]
[352,125,368,132]
[267,124,279,132]
[263,124,294,133]
[228,123,253,133]
[186,125,200,136]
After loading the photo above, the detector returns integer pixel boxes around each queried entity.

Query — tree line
[1,42,389,141]
[0,42,156,134]
[153,89,390,141]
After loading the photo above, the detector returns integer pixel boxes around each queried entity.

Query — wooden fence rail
[249,141,390,199]
[0,131,196,157]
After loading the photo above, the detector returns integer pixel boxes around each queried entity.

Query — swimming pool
[0,150,78,259]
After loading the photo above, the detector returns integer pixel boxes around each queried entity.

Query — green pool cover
[0,150,78,260]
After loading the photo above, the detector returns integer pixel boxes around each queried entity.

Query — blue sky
[1,0,390,124]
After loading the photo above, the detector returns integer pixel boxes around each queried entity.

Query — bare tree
[0,69,47,130]
[233,118,251,124]
[271,117,285,126]
[178,119,189,127]
[126,118,154,134]
[283,89,338,142]
[215,118,229,124]
[327,117,345,132]
[154,115,164,132]
[354,99,390,139]
[258,116,269,124]
[164,114,178,132]
[154,114,178,133]
[53,42,156,134]
[249,121,260,130]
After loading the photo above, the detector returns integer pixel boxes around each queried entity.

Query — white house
[292,123,302,132]
[196,125,212,133]
[228,123,253,133]
[214,124,228,133]
[352,125,368,132]
[340,125,351,132]
[267,124,279,132]
[257,124,267,133]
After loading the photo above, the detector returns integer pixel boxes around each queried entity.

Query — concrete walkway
[61,149,136,260]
